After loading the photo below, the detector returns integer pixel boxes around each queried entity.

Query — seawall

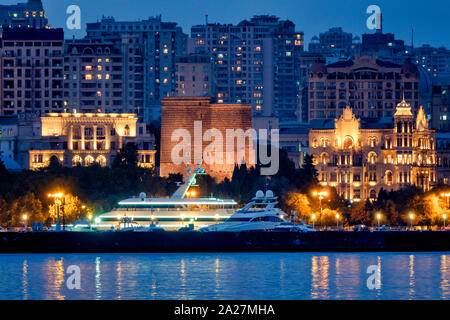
[0,231,450,253]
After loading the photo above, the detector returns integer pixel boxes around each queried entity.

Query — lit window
[97,91,102,97]
[97,66,102,71]
[105,74,110,80]
[85,74,93,80]
[97,74,102,80]
[85,66,93,71]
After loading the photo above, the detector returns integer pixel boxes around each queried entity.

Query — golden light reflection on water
[45,258,65,300]
[441,255,449,299]
[409,255,415,299]
[22,260,28,300]
[116,261,122,300]
[311,256,329,299]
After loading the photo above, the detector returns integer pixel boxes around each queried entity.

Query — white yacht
[199,190,315,233]
[95,165,237,231]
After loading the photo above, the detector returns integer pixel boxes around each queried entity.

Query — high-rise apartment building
[414,45,450,81]
[176,54,213,97]
[85,16,187,122]
[0,0,48,31]
[0,28,64,115]
[63,40,133,114]
[309,27,360,56]
[308,55,420,121]
[190,15,304,122]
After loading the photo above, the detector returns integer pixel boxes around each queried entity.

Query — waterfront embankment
[1,231,450,253]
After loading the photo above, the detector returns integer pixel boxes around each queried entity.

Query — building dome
[309,63,328,74]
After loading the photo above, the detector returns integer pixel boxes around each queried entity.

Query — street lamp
[311,214,316,229]
[335,213,340,229]
[22,214,28,230]
[313,190,329,221]
[443,213,447,229]
[409,213,414,230]
[48,192,64,231]
[376,213,382,229]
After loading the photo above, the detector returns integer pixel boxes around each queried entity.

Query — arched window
[96,155,107,167]
[85,155,95,166]
[320,152,329,165]
[369,190,377,200]
[368,152,377,165]
[343,136,354,149]
[124,125,130,136]
[312,139,318,148]
[49,155,59,166]
[368,137,377,148]
[385,171,393,186]
[72,155,83,167]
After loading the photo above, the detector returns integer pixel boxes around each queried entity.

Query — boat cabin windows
[250,216,284,222]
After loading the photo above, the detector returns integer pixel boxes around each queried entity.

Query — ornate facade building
[308,55,420,121]
[16,112,155,170]
[309,99,436,201]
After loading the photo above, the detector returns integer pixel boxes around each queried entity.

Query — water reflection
[409,255,415,299]
[22,260,28,300]
[95,257,101,300]
[311,256,329,299]
[0,253,449,300]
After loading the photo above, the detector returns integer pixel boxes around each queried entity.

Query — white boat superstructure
[96,164,237,231]
[199,190,315,233]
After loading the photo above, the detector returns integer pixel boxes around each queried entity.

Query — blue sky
[4,0,450,48]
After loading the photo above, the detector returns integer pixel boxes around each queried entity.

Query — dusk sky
[3,0,450,47]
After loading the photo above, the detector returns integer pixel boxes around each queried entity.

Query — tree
[283,192,313,221]
[5,192,46,227]
[48,193,91,224]
[112,143,138,168]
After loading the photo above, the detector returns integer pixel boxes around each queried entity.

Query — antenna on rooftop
[205,13,209,25]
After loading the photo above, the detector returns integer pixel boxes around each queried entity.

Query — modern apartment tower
[0,27,64,115]
[85,16,187,122]
[0,0,48,31]
[308,55,420,121]
[190,15,304,122]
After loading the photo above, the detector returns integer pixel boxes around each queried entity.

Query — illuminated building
[16,112,155,170]
[176,54,213,97]
[0,0,48,31]
[63,40,131,114]
[160,97,253,181]
[437,133,450,185]
[309,99,436,201]
[308,55,420,121]
[190,15,304,121]
[0,27,64,115]
[308,27,360,55]
[85,16,187,122]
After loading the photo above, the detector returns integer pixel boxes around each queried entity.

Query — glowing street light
[409,213,415,229]
[312,190,329,220]
[22,214,28,230]
[443,213,447,228]
[376,213,382,229]
[48,192,64,231]
[335,213,340,229]
[311,214,316,229]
